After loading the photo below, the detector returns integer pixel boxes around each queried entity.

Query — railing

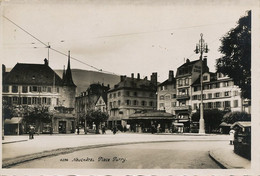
[176,94,190,100]
[173,105,191,111]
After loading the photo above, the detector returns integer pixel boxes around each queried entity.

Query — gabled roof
[192,72,232,86]
[3,63,63,86]
[95,93,108,105]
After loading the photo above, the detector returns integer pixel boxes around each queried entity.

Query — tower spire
[63,50,76,87]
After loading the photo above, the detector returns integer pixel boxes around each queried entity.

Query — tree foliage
[216,11,251,99]
[22,106,52,128]
[192,109,226,133]
[85,109,109,134]
[222,111,251,124]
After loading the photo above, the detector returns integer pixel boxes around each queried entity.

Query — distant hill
[55,69,120,96]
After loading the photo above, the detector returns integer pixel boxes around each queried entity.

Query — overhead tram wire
[3,15,120,76]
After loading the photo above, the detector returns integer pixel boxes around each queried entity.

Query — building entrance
[58,121,66,133]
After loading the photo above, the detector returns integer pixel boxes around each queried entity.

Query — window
[126,91,130,96]
[172,102,176,107]
[216,102,221,108]
[22,86,28,93]
[47,98,51,105]
[233,91,238,96]
[203,75,208,81]
[172,94,176,98]
[185,78,189,85]
[42,86,47,92]
[193,103,197,110]
[31,86,38,92]
[207,102,212,109]
[134,92,138,96]
[113,101,116,107]
[32,97,37,104]
[12,97,18,104]
[56,87,59,93]
[42,97,47,104]
[126,100,131,105]
[215,93,220,98]
[208,93,212,99]
[224,91,229,96]
[118,100,121,106]
[28,97,32,105]
[133,100,138,105]
[37,97,41,104]
[159,95,164,100]
[216,83,220,88]
[3,85,9,92]
[224,101,231,108]
[22,97,27,104]
[165,95,170,100]
[192,95,197,100]
[47,87,52,93]
[141,101,147,106]
[56,98,59,105]
[159,103,164,108]
[203,94,206,99]
[12,85,18,93]
[149,101,153,106]
[234,100,238,108]
[118,92,121,97]
[109,102,112,107]
[113,93,116,98]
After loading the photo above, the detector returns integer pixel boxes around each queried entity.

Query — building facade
[107,73,157,129]
[75,83,110,128]
[2,57,76,134]
[157,70,177,115]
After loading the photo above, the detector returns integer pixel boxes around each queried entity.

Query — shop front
[127,110,174,133]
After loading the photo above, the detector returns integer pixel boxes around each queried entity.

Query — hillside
[55,69,120,95]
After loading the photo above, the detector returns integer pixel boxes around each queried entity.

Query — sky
[1,0,255,82]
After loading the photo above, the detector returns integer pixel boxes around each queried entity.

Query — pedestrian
[77,126,80,135]
[113,126,117,135]
[29,126,35,139]
[229,129,235,145]
[102,126,106,134]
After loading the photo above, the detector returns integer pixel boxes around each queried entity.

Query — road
[12,141,223,169]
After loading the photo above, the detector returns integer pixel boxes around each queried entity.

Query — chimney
[144,76,147,80]
[168,70,174,81]
[44,58,48,66]
[131,73,134,79]
[186,58,190,63]
[120,75,124,82]
[2,64,6,74]
[151,72,157,86]
[107,84,110,89]
[137,73,140,80]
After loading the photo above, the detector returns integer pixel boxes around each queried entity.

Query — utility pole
[195,33,208,134]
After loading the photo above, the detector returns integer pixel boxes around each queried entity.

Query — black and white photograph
[1,0,259,175]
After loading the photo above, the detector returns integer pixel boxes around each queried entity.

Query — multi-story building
[191,72,242,113]
[174,58,209,132]
[107,73,157,128]
[157,70,177,114]
[2,57,76,134]
[75,83,110,128]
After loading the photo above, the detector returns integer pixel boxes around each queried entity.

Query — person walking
[102,126,106,134]
[29,126,35,139]
[113,126,117,135]
[229,129,235,145]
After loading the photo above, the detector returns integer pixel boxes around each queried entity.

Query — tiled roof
[109,77,156,92]
[3,63,63,86]
[158,79,176,87]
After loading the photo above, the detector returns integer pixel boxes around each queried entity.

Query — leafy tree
[85,109,109,134]
[222,111,251,124]
[192,109,225,133]
[216,11,251,99]
[22,106,52,133]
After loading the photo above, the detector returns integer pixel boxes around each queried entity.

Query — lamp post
[195,33,208,134]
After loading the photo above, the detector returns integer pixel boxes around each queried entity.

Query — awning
[4,117,22,124]
[178,119,189,122]
[173,123,184,126]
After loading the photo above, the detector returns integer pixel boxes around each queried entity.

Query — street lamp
[195,33,209,134]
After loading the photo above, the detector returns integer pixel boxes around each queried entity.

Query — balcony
[173,105,191,111]
[176,94,190,100]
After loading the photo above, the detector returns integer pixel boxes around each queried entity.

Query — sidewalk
[2,133,250,169]
[209,144,251,169]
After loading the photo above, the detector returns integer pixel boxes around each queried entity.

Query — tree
[216,11,251,99]
[222,111,251,124]
[192,109,225,133]
[22,106,52,133]
[85,109,109,134]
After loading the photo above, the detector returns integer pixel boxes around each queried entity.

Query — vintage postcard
[1,0,259,175]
